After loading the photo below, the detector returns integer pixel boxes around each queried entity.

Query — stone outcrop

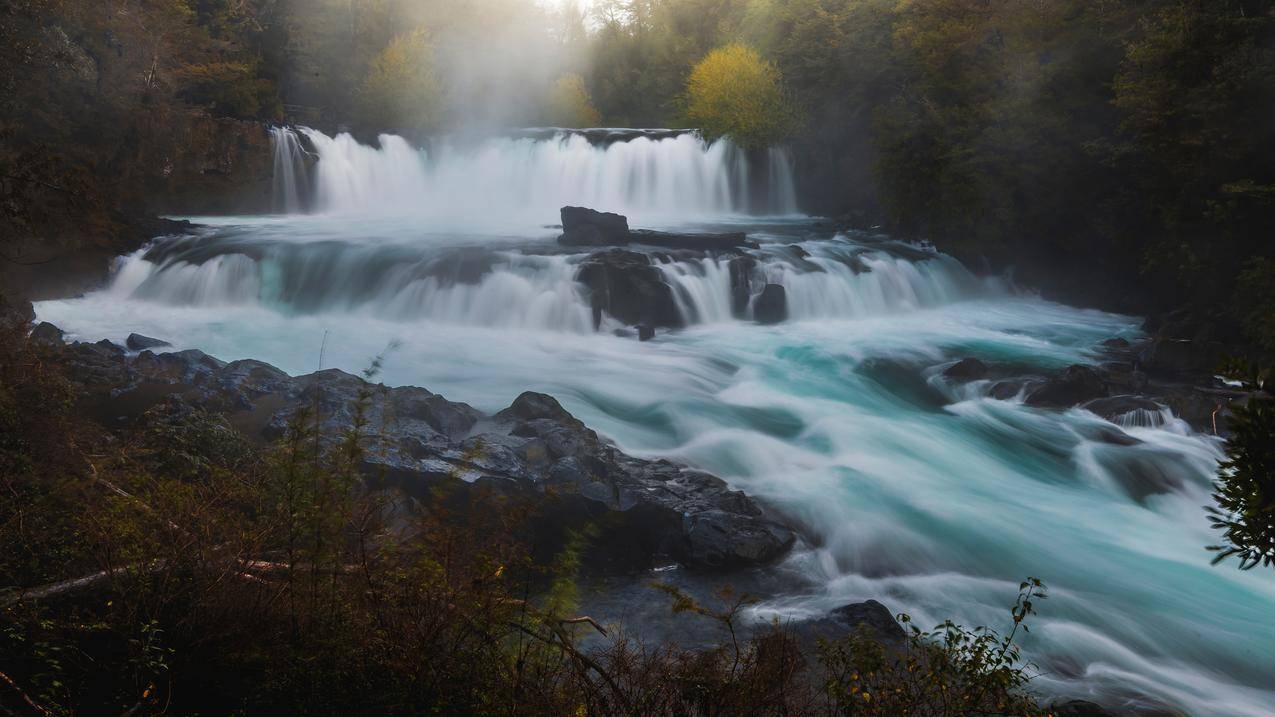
[57,338,795,573]
[558,206,752,251]
[576,249,683,329]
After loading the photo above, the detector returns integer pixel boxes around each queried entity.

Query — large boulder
[728,255,758,318]
[753,284,788,324]
[1026,365,1108,407]
[559,206,630,246]
[576,249,683,329]
[30,322,65,346]
[59,346,794,573]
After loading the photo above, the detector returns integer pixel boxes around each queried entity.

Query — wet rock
[1101,337,1131,350]
[30,322,65,346]
[577,249,682,329]
[1050,700,1116,717]
[754,284,788,324]
[1080,395,1163,423]
[629,229,751,251]
[61,347,795,573]
[830,600,906,642]
[560,206,630,246]
[943,357,988,381]
[637,324,655,341]
[1026,365,1108,408]
[126,333,171,351]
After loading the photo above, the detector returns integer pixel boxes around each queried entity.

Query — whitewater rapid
[34,128,1275,716]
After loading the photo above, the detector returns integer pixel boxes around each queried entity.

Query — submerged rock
[943,357,988,381]
[59,344,793,573]
[754,284,788,324]
[1026,365,1108,408]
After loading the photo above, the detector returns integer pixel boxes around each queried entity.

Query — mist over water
[36,130,1275,716]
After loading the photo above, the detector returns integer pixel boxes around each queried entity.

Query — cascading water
[268,127,799,226]
[32,126,1275,716]
[269,127,309,214]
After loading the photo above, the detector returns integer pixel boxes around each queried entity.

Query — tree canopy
[684,42,793,149]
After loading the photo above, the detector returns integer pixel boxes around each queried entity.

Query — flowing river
[34,129,1275,716]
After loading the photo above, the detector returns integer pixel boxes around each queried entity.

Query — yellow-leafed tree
[358,29,442,132]
[546,74,601,128]
[685,43,794,149]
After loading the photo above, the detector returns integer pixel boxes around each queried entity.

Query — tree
[684,42,793,149]
[1211,392,1275,570]
[357,28,442,132]
[546,73,601,128]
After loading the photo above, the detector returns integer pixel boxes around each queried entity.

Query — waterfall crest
[268,127,799,225]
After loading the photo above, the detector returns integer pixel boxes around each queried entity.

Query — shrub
[1210,393,1275,570]
[685,43,796,150]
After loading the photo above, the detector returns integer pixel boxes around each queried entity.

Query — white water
[275,127,798,229]
[34,130,1275,716]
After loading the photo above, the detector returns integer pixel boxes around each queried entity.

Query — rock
[559,206,630,246]
[754,284,788,324]
[629,229,751,251]
[61,347,795,573]
[831,600,906,642]
[1049,699,1116,717]
[1026,365,1108,407]
[576,249,683,329]
[943,357,988,381]
[126,333,171,351]
[1080,395,1163,423]
[637,324,655,341]
[1101,337,1131,350]
[30,322,65,346]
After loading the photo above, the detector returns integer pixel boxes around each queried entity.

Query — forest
[2,1,1273,716]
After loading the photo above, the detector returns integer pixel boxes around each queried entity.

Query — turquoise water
[34,218,1275,715]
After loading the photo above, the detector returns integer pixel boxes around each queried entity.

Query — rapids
[35,128,1275,716]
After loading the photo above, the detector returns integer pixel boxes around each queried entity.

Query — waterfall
[270,127,308,214]
[105,233,994,333]
[270,128,798,225]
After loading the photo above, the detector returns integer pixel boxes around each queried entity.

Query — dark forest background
[2,0,1273,353]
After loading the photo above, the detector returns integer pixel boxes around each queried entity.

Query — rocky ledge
[49,331,796,573]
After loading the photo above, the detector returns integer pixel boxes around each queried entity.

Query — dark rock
[943,357,988,381]
[1049,700,1116,717]
[1101,337,1131,350]
[831,600,906,642]
[422,247,499,285]
[560,206,630,246]
[62,346,795,573]
[754,284,788,324]
[577,249,683,329]
[637,324,655,341]
[1026,365,1108,407]
[989,378,1034,400]
[30,322,65,346]
[1080,395,1163,423]
[126,333,171,351]
[629,229,751,251]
